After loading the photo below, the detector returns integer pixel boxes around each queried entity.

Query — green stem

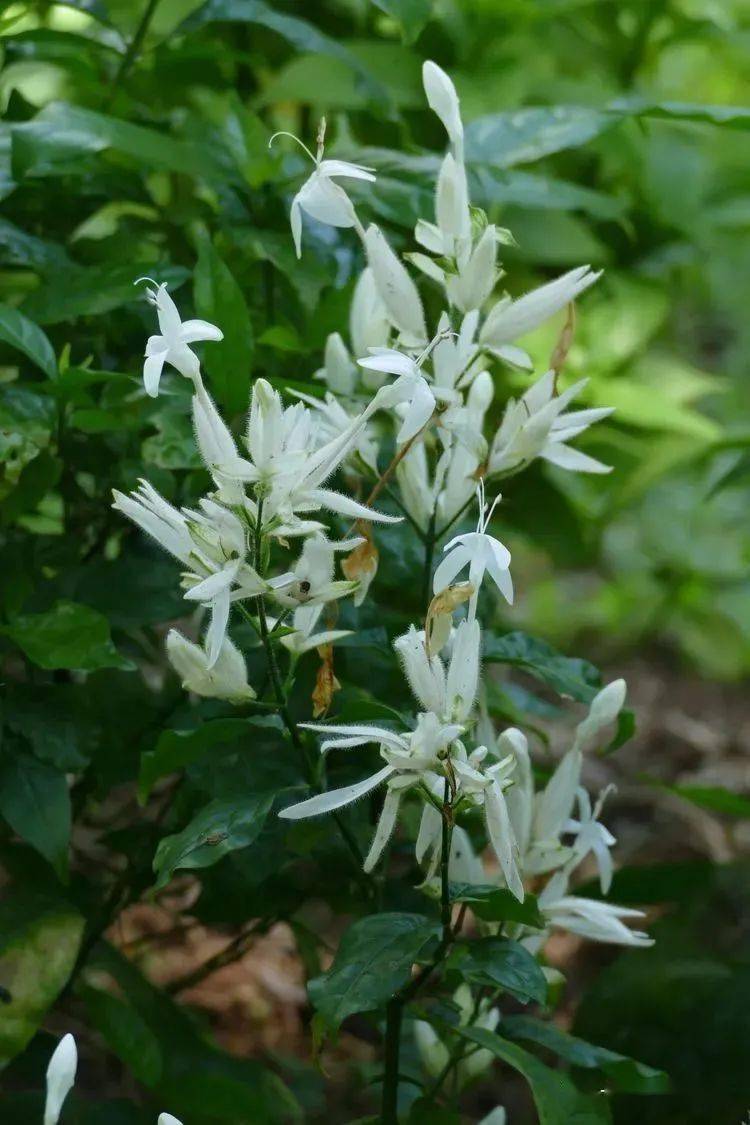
[381,998,403,1125]
[380,783,455,1122]
[422,508,437,615]
[251,499,371,892]
[108,0,162,98]
[440,778,453,942]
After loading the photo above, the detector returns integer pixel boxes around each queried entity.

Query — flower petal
[278,764,394,819]
[180,318,224,343]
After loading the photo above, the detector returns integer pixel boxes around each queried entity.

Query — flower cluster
[112,58,649,1001]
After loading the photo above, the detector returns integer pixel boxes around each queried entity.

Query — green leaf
[371,0,432,44]
[646,780,750,819]
[0,304,56,378]
[194,235,254,414]
[448,883,545,928]
[0,753,71,881]
[153,791,275,888]
[181,0,390,107]
[4,683,95,771]
[3,600,132,672]
[482,631,601,702]
[470,168,626,222]
[0,892,83,1065]
[12,102,231,182]
[465,107,615,168]
[501,1015,670,1095]
[451,938,547,1005]
[22,261,188,325]
[451,1025,613,1124]
[308,913,440,1029]
[610,97,750,131]
[139,717,283,802]
[82,986,163,1087]
[0,217,72,271]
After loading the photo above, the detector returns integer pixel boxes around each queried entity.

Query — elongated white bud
[44,1034,77,1125]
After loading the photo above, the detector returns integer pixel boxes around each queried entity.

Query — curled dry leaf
[425,582,474,656]
[549,301,576,381]
[312,643,341,717]
[341,520,379,606]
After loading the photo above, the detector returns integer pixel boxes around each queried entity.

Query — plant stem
[381,998,403,1125]
[380,782,455,1122]
[422,508,437,616]
[251,498,371,892]
[435,492,475,541]
[440,778,453,942]
[108,0,161,98]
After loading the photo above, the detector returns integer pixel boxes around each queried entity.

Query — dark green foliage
[0,1,747,1121]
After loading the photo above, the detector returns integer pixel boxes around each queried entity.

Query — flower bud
[44,1034,77,1125]
[166,630,256,703]
[422,60,464,153]
[575,678,626,750]
[364,224,427,347]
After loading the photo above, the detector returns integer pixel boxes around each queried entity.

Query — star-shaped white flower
[489,368,613,477]
[271,122,375,258]
[433,481,512,618]
[136,278,223,397]
[358,347,437,445]
[564,784,617,893]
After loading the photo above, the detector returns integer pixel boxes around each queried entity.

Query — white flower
[44,1034,77,1125]
[292,387,379,476]
[452,744,524,901]
[480,266,601,366]
[192,380,244,504]
[179,498,270,665]
[565,785,617,893]
[431,310,480,397]
[413,1018,449,1077]
[112,479,193,564]
[539,872,653,947]
[531,746,582,870]
[437,371,493,528]
[358,348,436,444]
[364,224,427,346]
[350,267,391,368]
[279,621,474,870]
[394,618,480,723]
[166,629,256,703]
[415,986,499,1089]
[158,1116,184,1125]
[273,535,361,609]
[433,482,512,619]
[574,678,627,750]
[224,378,401,530]
[422,60,464,156]
[137,278,222,396]
[112,484,277,666]
[447,224,499,314]
[434,152,471,256]
[314,332,357,396]
[529,681,626,871]
[478,1109,507,1125]
[279,711,463,872]
[488,369,613,477]
[271,123,375,257]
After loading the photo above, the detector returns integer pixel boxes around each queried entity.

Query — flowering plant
[70,59,662,1123]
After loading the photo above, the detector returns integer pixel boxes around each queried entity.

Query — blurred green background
[1,1,750,1122]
